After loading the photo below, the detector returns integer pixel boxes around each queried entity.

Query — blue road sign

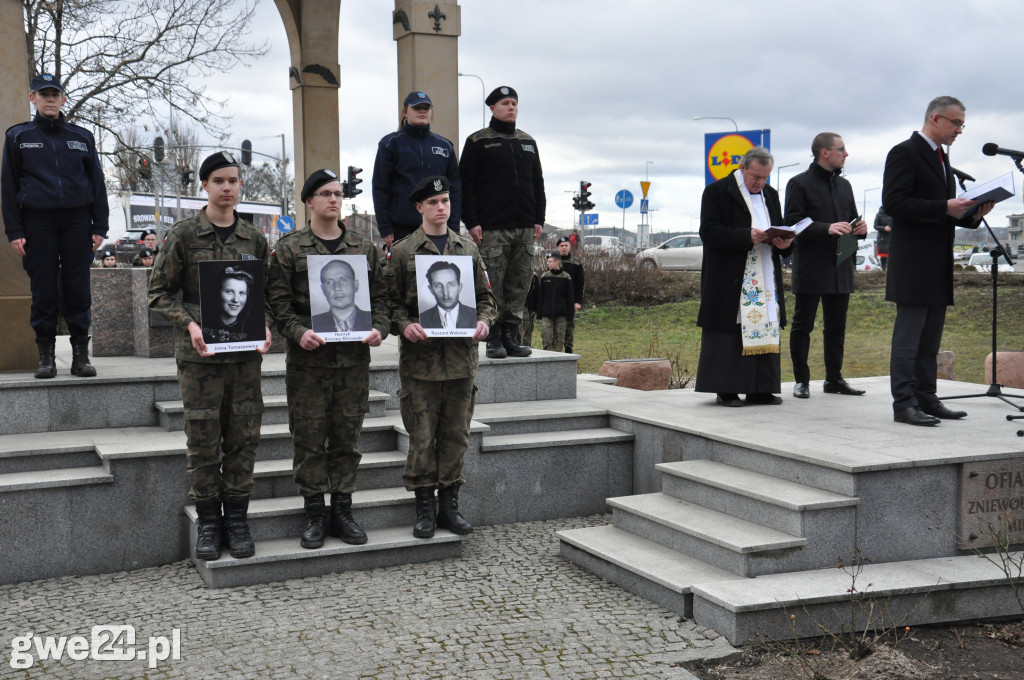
[579,213,599,226]
[640,199,649,214]
[277,216,295,234]
[614,189,634,209]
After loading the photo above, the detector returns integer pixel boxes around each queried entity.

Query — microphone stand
[940,169,1024,414]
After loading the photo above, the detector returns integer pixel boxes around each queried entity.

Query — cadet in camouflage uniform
[266,169,390,549]
[556,236,584,353]
[460,85,545,360]
[385,175,497,539]
[148,151,271,562]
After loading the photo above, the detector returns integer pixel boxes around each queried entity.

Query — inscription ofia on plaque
[959,459,1024,548]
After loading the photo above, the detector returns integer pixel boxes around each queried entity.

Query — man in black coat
[696,147,793,407]
[785,133,868,400]
[882,96,992,426]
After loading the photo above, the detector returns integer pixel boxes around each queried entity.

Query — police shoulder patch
[67,141,88,152]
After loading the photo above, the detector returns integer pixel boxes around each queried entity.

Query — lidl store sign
[704,129,771,184]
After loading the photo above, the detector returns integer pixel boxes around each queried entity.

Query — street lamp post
[775,162,799,189]
[693,115,739,131]
[645,160,654,180]
[864,186,881,219]
[458,73,486,129]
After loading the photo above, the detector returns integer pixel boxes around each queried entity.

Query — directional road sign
[277,216,295,234]
[579,213,599,226]
[614,189,634,210]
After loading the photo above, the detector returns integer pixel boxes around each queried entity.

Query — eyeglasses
[827,147,847,153]
[937,114,965,130]
[315,191,344,199]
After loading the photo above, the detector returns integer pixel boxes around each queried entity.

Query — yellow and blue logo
[703,130,771,184]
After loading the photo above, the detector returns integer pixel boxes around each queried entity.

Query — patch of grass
[574,273,1024,384]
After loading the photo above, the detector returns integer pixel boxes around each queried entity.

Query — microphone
[982,143,1024,159]
[950,167,975,183]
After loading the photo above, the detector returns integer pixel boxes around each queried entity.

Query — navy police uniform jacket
[1,112,108,242]
[372,123,461,237]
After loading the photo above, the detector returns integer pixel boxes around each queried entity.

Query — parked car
[854,252,882,271]
[635,233,703,271]
[965,252,1013,273]
[583,235,624,256]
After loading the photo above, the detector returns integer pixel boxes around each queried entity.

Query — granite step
[0,465,114,493]
[608,492,806,577]
[691,552,1024,645]
[482,427,634,452]
[155,389,390,431]
[190,526,463,588]
[473,401,611,436]
[657,459,859,536]
[251,450,407,499]
[557,524,743,618]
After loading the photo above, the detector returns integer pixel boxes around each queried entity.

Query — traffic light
[241,139,252,166]
[579,181,594,211]
[343,166,363,199]
[572,195,582,211]
[153,136,164,163]
[181,169,194,190]
[139,157,151,181]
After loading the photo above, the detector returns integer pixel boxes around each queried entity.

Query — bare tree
[111,123,203,196]
[23,0,268,148]
[240,159,294,215]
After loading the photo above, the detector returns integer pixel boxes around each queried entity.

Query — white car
[966,252,1014,273]
[854,252,882,271]
[636,234,703,271]
[582,235,624,256]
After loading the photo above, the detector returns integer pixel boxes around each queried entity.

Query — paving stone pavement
[0,516,736,679]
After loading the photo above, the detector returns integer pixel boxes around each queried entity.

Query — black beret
[198,151,239,181]
[409,175,450,204]
[143,229,156,237]
[101,248,115,258]
[30,73,65,94]
[300,168,341,202]
[556,236,571,244]
[138,248,155,258]
[547,251,561,260]
[486,86,518,106]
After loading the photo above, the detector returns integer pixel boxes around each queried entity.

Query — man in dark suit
[311,259,372,333]
[883,96,993,426]
[786,132,868,400]
[696,146,793,407]
[419,259,476,329]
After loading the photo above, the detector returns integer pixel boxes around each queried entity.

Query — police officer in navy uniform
[2,73,108,379]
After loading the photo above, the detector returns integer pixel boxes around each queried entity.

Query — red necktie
[936,147,945,171]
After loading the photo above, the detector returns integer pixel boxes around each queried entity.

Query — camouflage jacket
[266,224,389,367]
[148,208,268,363]
[384,227,497,380]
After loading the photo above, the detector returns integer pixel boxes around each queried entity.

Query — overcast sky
[202,0,1024,237]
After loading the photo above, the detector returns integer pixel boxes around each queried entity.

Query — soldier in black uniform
[2,73,108,378]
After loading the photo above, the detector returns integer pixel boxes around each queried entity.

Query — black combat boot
[413,486,437,538]
[500,323,532,358]
[69,336,97,377]
[485,327,507,359]
[564,345,573,354]
[329,493,367,545]
[222,498,255,558]
[436,484,474,535]
[300,494,327,549]
[34,338,56,379]
[193,499,222,561]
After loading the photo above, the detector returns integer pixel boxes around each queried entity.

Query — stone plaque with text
[959,459,1024,548]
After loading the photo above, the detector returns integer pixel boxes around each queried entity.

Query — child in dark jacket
[537,252,575,352]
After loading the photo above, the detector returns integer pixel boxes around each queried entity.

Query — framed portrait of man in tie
[307,254,373,342]
[415,255,477,338]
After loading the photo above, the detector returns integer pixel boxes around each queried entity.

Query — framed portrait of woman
[198,259,266,352]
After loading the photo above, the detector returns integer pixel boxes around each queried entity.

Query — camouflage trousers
[398,375,476,491]
[177,359,264,502]
[479,227,533,326]
[518,309,535,348]
[286,362,368,496]
[541,316,568,352]
[565,317,575,352]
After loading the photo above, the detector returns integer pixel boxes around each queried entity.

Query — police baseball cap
[403,91,433,108]
[556,236,571,245]
[139,248,155,258]
[198,151,239,181]
[300,168,340,202]
[409,175,450,203]
[485,86,518,106]
[30,73,65,95]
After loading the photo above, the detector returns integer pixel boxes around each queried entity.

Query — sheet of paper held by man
[415,254,477,338]
[198,259,266,353]
[306,254,373,343]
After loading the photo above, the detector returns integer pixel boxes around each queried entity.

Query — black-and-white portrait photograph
[198,259,266,352]
[415,255,477,338]
[307,254,372,342]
